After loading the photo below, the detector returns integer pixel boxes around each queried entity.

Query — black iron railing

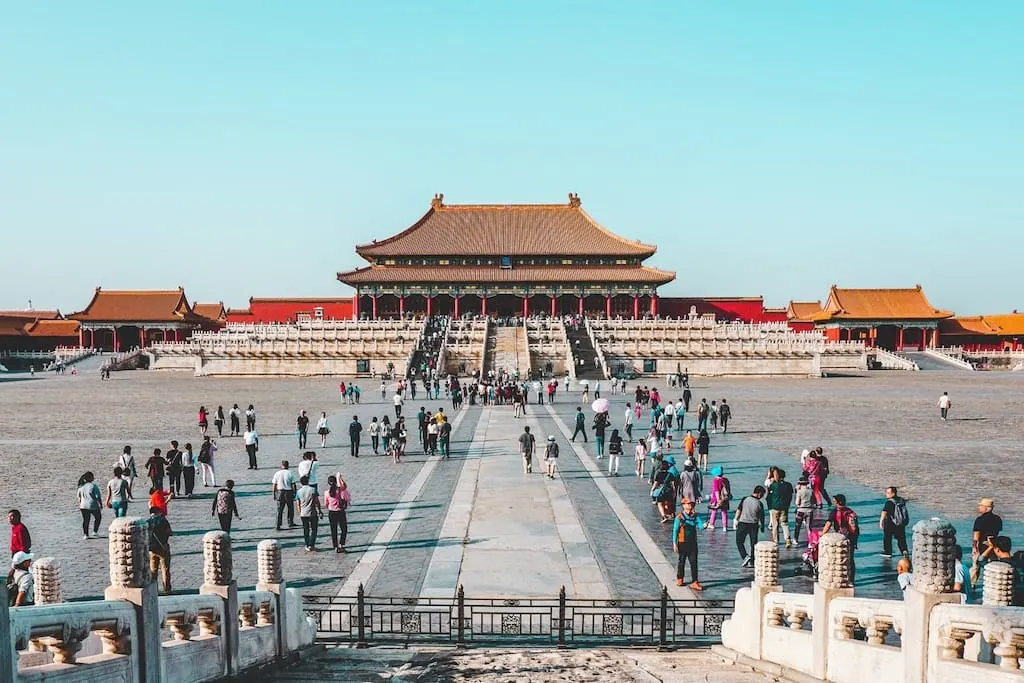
[302,585,733,649]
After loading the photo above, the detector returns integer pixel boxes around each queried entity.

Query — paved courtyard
[0,368,1019,603]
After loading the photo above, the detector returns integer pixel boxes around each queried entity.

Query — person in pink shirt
[705,467,732,530]
[322,475,352,553]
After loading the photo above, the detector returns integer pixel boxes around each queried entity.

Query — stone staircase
[487,325,522,376]
[564,320,604,380]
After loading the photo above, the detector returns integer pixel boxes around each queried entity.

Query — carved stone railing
[1,521,315,683]
[872,347,920,371]
[930,603,1024,678]
[924,348,976,371]
[583,317,610,379]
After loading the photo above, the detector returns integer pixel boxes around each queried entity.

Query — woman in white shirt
[316,412,330,447]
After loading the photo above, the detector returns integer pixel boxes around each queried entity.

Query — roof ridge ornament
[431,193,444,209]
[568,192,581,208]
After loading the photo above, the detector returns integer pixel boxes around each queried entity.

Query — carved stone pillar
[200,530,238,676]
[818,532,852,590]
[256,539,288,660]
[753,541,779,588]
[31,558,62,605]
[105,517,162,683]
[983,562,1016,606]
[904,518,960,683]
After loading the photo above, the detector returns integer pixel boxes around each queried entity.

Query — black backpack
[198,442,212,464]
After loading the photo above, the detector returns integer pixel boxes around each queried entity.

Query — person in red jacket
[8,509,31,557]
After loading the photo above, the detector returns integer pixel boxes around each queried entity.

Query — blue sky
[2,2,1021,314]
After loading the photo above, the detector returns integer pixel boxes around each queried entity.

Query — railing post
[0,582,15,683]
[557,585,567,649]
[200,530,239,677]
[658,585,668,651]
[105,517,163,683]
[356,583,368,648]
[456,584,466,648]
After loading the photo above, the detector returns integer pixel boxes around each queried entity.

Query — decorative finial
[568,193,581,208]
[431,193,444,209]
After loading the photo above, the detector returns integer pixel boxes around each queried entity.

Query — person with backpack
[767,468,795,548]
[519,425,536,474]
[198,437,217,487]
[734,486,766,568]
[117,446,137,500]
[148,505,173,595]
[544,435,560,479]
[804,447,830,507]
[879,486,910,558]
[673,497,703,590]
[607,429,623,475]
[145,448,166,492]
[822,493,860,583]
[211,480,241,532]
[593,410,609,459]
[165,441,183,498]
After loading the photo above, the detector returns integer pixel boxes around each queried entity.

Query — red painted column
[399,296,405,317]
[78,326,84,348]
[426,296,432,317]
[650,294,659,317]
[897,326,904,350]
[931,328,939,348]
[481,296,487,316]
[633,294,639,320]
[371,296,378,320]
[113,327,120,353]
[353,292,360,320]
[605,295,612,318]
[139,326,146,348]
[175,328,180,343]
[578,296,584,315]
[522,296,529,318]
[454,296,460,318]
[550,295,556,317]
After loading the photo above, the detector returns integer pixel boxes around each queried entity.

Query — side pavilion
[810,285,953,350]
[69,288,208,351]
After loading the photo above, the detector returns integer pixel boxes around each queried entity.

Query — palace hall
[337,194,675,319]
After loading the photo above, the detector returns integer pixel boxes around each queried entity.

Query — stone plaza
[1,368,1020,605]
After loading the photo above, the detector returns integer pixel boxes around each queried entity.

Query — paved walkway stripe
[419,407,492,598]
[336,405,472,596]
[544,404,698,600]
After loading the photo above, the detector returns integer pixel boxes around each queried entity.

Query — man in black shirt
[972,497,1003,588]
[349,416,363,457]
[879,487,910,558]
[297,410,310,449]
[148,506,173,595]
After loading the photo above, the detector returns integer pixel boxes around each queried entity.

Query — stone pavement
[1,370,1021,603]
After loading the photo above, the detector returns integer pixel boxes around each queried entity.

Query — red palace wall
[659,297,769,322]
[227,299,354,324]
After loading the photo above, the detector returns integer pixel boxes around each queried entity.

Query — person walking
[793,476,815,546]
[719,399,731,433]
[229,404,242,436]
[709,401,719,434]
[607,429,623,475]
[705,466,732,530]
[879,487,910,558]
[767,468,794,548]
[822,494,860,583]
[117,446,137,499]
[211,480,241,532]
[673,498,703,590]
[543,436,560,479]
[696,429,711,472]
[368,417,381,454]
[272,461,297,530]
[734,486,766,568]
[593,410,609,459]
[243,425,260,470]
[296,475,322,552]
[682,387,692,413]
[77,472,103,539]
[145,448,166,492]
[348,416,363,457]
[439,418,452,459]
[623,403,635,442]
[214,406,225,437]
[696,399,709,432]
[679,458,703,503]
[297,410,310,449]
[323,475,351,553]
[381,417,392,454]
[682,430,696,461]
[298,451,320,493]
[245,404,257,431]
[198,437,217,486]
[519,425,536,474]
[181,443,197,498]
[570,407,588,442]
[393,392,404,418]
[315,412,330,447]
[165,441,183,498]
[10,552,34,606]
[106,468,130,518]
[148,505,173,595]
[805,447,830,507]
[381,379,387,400]
[198,406,209,435]
[938,391,952,420]
[634,438,648,478]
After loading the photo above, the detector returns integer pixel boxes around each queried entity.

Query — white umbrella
[591,398,609,413]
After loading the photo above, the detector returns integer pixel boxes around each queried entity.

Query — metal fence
[303,585,733,649]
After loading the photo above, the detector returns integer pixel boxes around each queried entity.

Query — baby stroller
[795,538,819,579]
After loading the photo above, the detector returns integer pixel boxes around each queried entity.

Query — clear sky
[2,2,1021,314]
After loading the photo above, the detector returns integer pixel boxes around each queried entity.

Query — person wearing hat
[705,467,731,530]
[10,551,34,606]
[544,436,560,479]
[673,498,703,590]
[971,497,1003,588]
[793,476,815,546]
